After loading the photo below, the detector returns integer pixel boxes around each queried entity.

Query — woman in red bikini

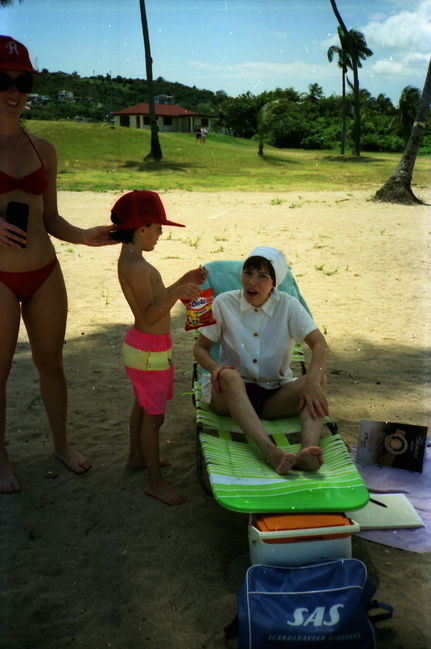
[0,36,113,493]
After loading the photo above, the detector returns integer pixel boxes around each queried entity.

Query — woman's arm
[193,333,234,393]
[42,141,113,246]
[300,329,329,418]
[193,333,218,373]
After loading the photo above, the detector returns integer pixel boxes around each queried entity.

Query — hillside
[28,71,225,121]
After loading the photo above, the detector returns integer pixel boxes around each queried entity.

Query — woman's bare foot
[126,456,171,470]
[264,445,297,475]
[294,446,324,472]
[0,452,21,493]
[55,447,92,474]
[144,480,189,506]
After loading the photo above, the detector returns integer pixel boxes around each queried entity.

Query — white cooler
[249,512,359,566]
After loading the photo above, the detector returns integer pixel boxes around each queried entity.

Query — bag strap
[368,600,394,624]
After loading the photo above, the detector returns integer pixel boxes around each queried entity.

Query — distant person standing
[200,127,208,144]
[195,126,201,142]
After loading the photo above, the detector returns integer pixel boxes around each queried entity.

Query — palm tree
[327,30,349,154]
[139,0,162,161]
[257,98,291,156]
[329,0,373,156]
[373,58,431,205]
[375,93,395,114]
[307,83,324,103]
[398,86,421,143]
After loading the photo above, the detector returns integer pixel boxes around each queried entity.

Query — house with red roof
[112,101,217,134]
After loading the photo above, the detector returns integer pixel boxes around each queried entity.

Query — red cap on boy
[111,190,185,230]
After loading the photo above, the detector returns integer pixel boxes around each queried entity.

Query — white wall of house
[114,114,217,133]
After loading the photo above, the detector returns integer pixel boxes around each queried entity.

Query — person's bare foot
[55,447,92,474]
[264,445,297,475]
[0,453,21,493]
[294,446,323,472]
[126,456,171,470]
[144,480,189,506]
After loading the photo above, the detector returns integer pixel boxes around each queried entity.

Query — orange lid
[252,512,351,533]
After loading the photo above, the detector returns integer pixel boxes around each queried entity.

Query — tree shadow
[322,155,387,163]
[122,159,202,172]
[3,316,429,648]
[258,153,301,165]
[2,312,211,648]
[320,336,430,441]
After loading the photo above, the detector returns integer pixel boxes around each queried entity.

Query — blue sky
[1,0,430,105]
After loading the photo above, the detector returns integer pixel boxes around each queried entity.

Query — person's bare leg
[141,412,188,505]
[294,406,324,471]
[126,398,144,467]
[262,377,324,472]
[126,398,170,469]
[22,266,91,474]
[0,285,22,493]
[211,370,297,474]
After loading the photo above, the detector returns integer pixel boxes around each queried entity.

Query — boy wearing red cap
[111,190,206,505]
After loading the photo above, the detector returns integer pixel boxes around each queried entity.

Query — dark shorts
[245,383,280,416]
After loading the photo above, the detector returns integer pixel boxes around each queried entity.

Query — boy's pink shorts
[122,327,174,415]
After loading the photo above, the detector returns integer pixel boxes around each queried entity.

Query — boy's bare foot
[55,448,92,474]
[0,454,21,493]
[294,446,323,472]
[126,456,171,470]
[265,446,297,475]
[144,480,189,506]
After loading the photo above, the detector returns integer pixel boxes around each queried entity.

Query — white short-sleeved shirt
[199,289,318,403]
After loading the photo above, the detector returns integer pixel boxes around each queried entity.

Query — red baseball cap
[0,36,39,73]
[111,190,185,230]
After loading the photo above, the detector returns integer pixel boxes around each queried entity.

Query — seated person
[193,246,329,475]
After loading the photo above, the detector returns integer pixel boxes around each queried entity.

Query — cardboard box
[356,420,428,473]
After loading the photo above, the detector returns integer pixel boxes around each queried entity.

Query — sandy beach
[2,188,430,649]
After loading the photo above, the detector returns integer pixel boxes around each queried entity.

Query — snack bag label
[181,288,216,331]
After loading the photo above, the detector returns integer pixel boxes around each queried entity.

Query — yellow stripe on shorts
[122,342,173,371]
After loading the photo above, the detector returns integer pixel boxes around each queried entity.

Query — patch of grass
[314,264,338,276]
[181,234,203,249]
[25,120,431,193]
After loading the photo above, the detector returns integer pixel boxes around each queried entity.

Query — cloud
[371,52,431,80]
[187,60,334,81]
[363,0,431,51]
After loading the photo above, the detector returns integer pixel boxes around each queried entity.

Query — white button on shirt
[199,288,317,403]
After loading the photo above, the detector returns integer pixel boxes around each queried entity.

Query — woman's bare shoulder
[25,131,56,159]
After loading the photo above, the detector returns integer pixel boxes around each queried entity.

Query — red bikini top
[0,130,49,195]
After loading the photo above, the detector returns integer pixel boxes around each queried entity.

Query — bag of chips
[181,288,216,331]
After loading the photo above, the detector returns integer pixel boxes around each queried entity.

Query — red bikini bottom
[0,258,58,302]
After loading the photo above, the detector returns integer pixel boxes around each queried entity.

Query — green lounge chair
[193,260,369,514]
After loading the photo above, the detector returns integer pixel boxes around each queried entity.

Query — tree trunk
[139,0,162,161]
[330,0,360,156]
[340,70,346,154]
[351,64,361,156]
[373,58,431,205]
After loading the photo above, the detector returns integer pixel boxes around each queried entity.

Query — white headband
[246,246,288,287]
